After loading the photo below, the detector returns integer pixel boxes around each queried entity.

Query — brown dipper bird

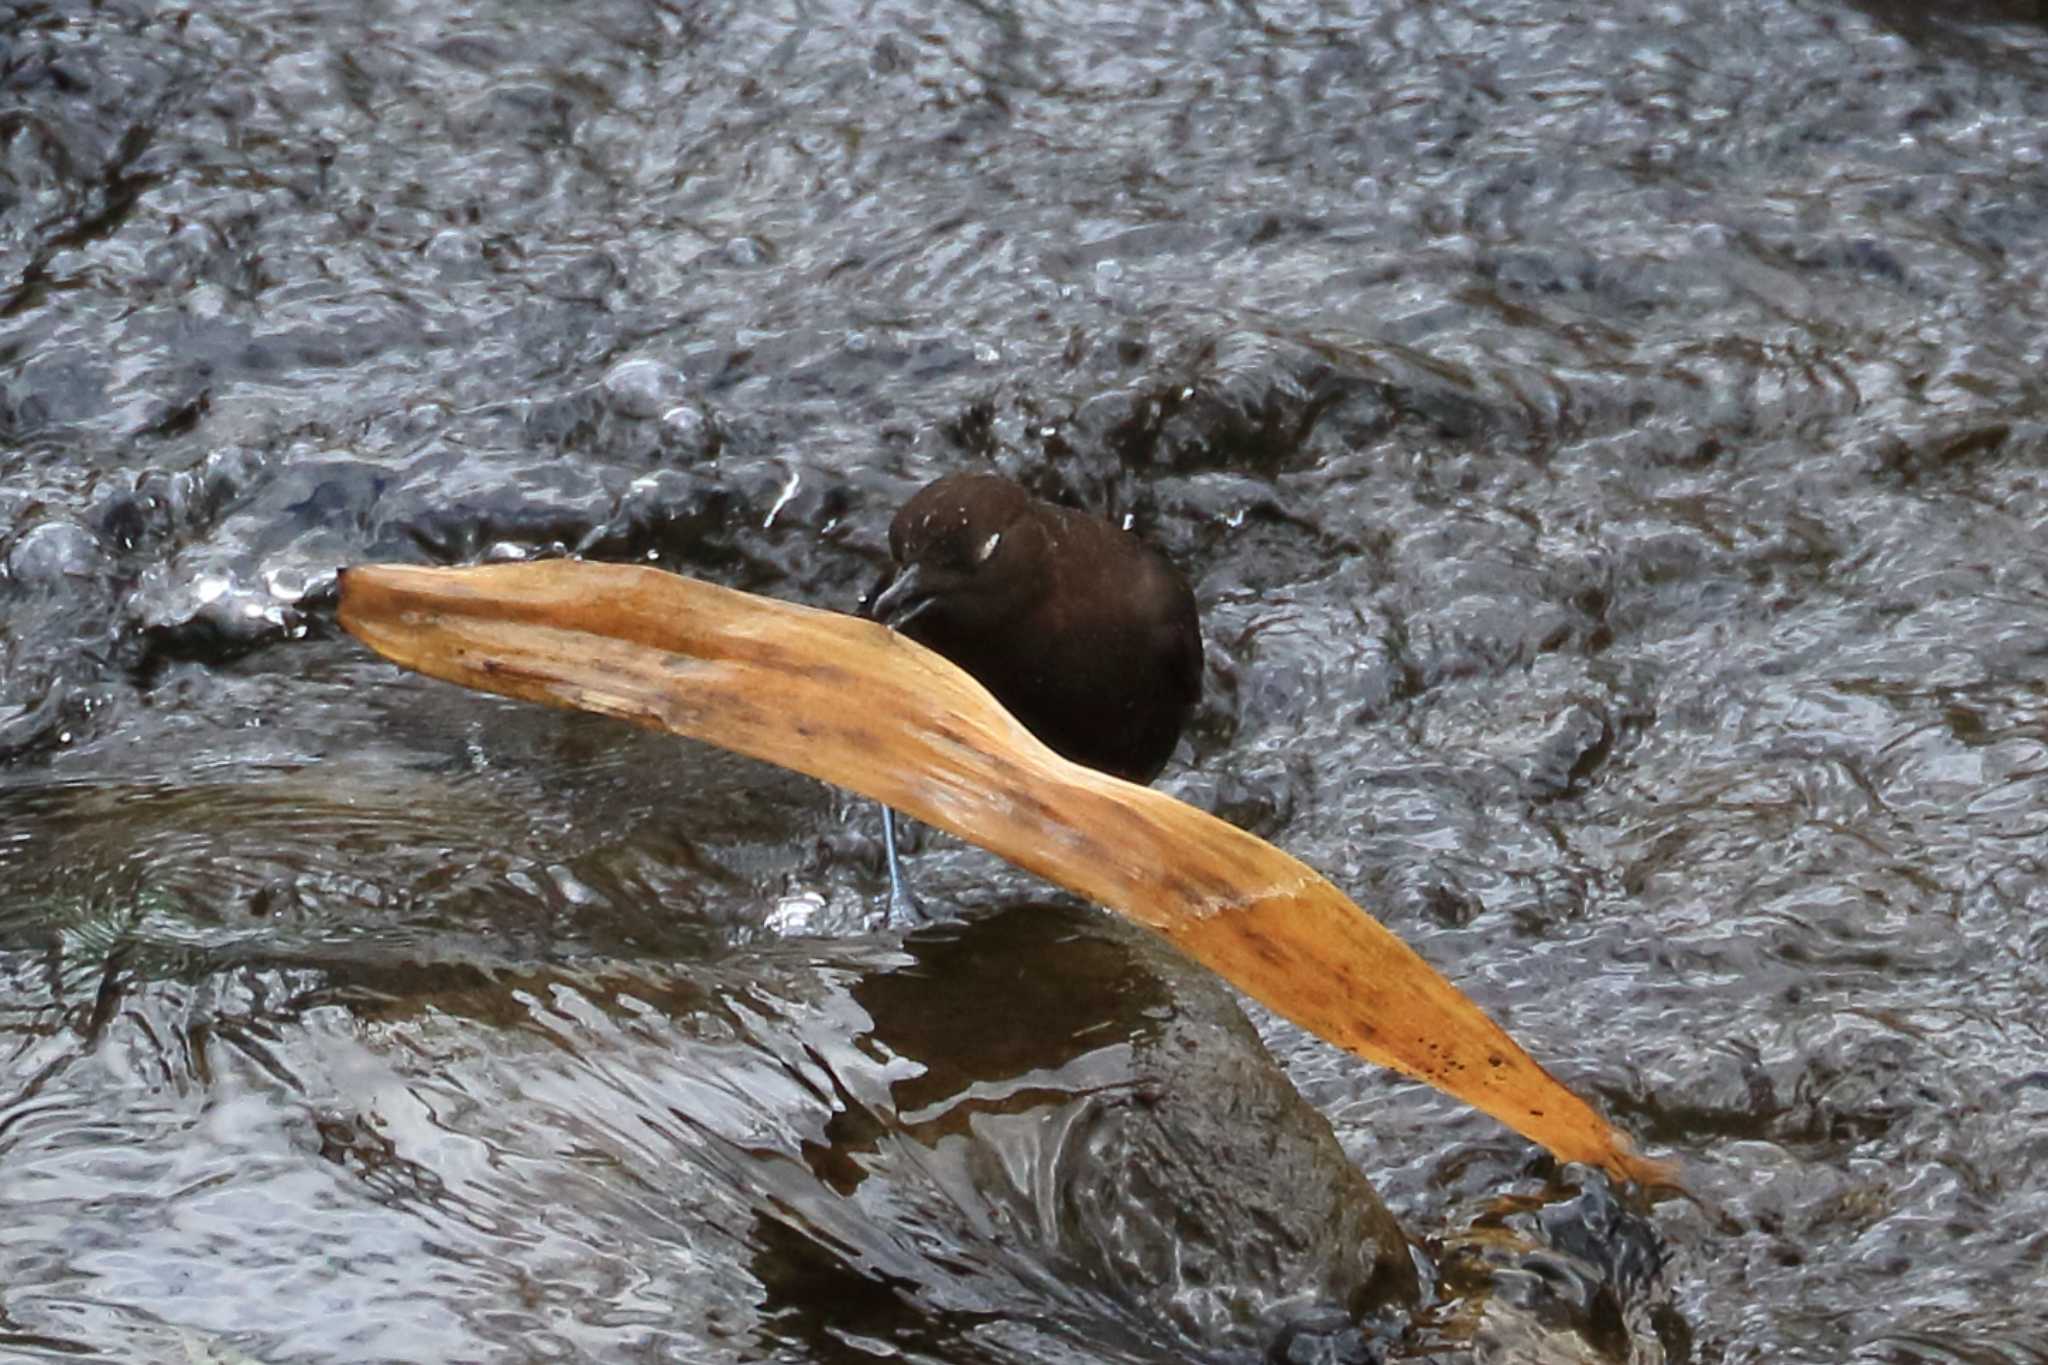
[866,472,1204,784]
[862,472,1202,917]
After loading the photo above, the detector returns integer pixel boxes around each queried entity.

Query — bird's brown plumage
[867,473,1202,784]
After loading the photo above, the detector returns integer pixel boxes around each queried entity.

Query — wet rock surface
[5,0,2048,1359]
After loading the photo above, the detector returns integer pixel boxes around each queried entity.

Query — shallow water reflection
[2,798,1440,1362]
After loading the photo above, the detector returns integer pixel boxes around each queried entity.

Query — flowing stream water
[4,1,2047,1360]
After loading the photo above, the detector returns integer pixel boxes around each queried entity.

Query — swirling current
[3,1,2047,1361]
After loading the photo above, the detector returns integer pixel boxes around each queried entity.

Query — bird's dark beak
[866,562,934,629]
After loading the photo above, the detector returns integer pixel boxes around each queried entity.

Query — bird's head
[865,474,1051,639]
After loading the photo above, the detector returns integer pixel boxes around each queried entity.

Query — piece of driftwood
[338,560,1672,1186]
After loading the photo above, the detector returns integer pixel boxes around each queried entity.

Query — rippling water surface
[5,0,2048,1360]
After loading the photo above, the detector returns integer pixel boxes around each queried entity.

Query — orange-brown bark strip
[338,560,1672,1186]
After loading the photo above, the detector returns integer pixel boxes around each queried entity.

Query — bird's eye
[975,532,1003,563]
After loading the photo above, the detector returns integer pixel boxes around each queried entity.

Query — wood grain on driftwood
[338,560,1671,1186]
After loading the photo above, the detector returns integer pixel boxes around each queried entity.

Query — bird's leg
[880,804,925,924]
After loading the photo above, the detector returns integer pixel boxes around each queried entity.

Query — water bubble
[660,404,709,451]
[423,228,481,265]
[603,358,689,419]
[723,236,769,267]
[4,520,104,584]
